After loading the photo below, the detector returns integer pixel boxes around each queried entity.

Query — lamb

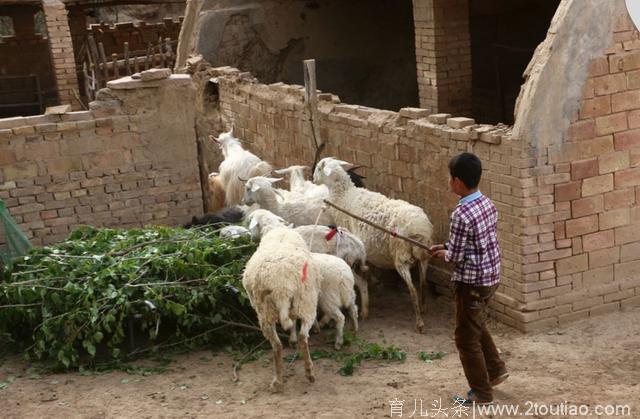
[247,210,359,350]
[206,172,226,213]
[247,210,370,319]
[242,217,319,392]
[241,176,334,226]
[275,164,367,193]
[211,130,272,210]
[313,157,434,333]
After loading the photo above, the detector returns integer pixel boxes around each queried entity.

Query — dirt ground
[1,283,639,419]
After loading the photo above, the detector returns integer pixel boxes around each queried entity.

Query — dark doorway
[469,0,561,125]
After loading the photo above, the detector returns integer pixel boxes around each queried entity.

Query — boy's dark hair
[449,153,482,189]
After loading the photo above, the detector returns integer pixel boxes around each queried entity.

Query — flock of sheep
[198,130,434,392]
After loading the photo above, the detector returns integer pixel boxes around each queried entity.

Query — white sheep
[211,130,273,209]
[242,176,334,226]
[219,225,250,239]
[242,218,318,392]
[248,210,360,349]
[313,157,434,333]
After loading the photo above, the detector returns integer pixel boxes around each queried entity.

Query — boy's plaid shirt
[445,192,500,286]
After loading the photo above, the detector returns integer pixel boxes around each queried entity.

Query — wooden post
[87,35,101,88]
[82,61,92,101]
[145,43,152,70]
[303,59,323,169]
[112,53,119,78]
[134,55,140,73]
[123,42,130,75]
[98,42,109,82]
[165,37,173,68]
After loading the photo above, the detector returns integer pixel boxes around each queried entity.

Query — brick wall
[504,12,640,330]
[203,66,526,319]
[42,0,81,110]
[0,75,202,246]
[412,0,472,115]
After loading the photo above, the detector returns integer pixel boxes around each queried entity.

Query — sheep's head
[209,130,242,157]
[247,209,288,240]
[313,157,354,186]
[242,176,283,206]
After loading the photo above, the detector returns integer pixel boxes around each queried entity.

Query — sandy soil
[1,283,639,419]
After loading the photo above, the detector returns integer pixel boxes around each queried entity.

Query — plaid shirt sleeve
[445,211,468,264]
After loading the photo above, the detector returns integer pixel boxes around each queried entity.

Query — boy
[429,152,508,405]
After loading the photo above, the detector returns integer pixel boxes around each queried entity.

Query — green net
[0,199,32,266]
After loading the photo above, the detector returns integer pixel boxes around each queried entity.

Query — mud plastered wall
[0,74,202,246]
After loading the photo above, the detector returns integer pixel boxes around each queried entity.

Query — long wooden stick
[322,199,431,251]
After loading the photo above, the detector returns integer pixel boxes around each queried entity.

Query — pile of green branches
[0,225,258,370]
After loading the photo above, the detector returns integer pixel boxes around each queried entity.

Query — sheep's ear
[337,160,355,170]
[323,167,333,177]
[265,177,282,184]
[251,183,261,193]
[209,135,219,144]
[249,217,258,231]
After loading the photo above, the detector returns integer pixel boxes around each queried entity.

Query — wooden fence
[78,34,177,102]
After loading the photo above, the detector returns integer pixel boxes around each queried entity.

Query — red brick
[554,181,581,202]
[582,229,615,252]
[614,167,640,188]
[581,173,613,196]
[568,119,596,141]
[613,128,640,150]
[612,90,640,113]
[589,246,620,269]
[587,57,609,77]
[596,112,628,136]
[593,73,626,96]
[599,208,630,230]
[628,69,640,89]
[629,110,640,129]
[571,195,604,218]
[609,51,640,73]
[598,151,630,174]
[565,215,599,238]
[620,241,640,262]
[555,221,566,240]
[555,254,588,276]
[571,158,598,180]
[580,96,611,119]
[604,188,635,209]
[615,223,640,245]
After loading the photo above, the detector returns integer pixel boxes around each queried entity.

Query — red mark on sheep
[301,261,309,283]
[325,228,338,241]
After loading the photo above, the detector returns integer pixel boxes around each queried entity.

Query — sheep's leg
[298,319,315,383]
[317,313,331,328]
[354,272,369,319]
[261,321,284,392]
[418,258,429,314]
[288,319,298,347]
[396,263,425,334]
[348,303,359,334]
[318,301,345,349]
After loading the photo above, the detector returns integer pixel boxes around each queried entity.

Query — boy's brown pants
[454,281,506,401]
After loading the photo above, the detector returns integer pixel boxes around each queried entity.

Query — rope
[322,199,430,251]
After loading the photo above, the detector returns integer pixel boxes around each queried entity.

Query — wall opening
[469,0,561,125]
[0,5,55,118]
[201,0,419,112]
